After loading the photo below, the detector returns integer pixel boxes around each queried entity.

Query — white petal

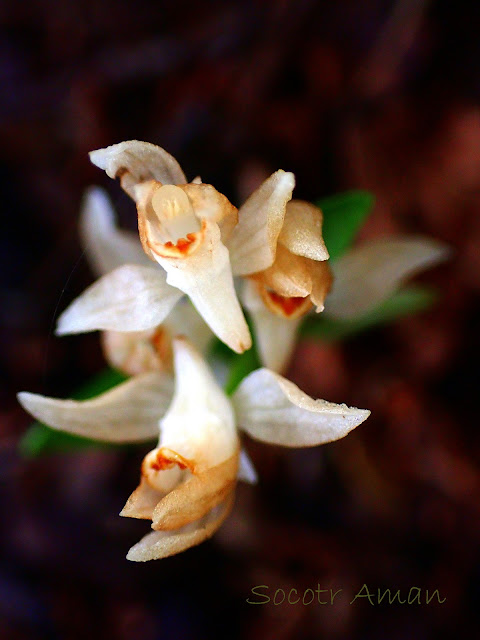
[237,449,258,484]
[325,236,451,319]
[159,338,238,469]
[227,170,295,275]
[256,244,313,298]
[232,369,370,447]
[241,280,300,373]
[155,222,251,353]
[17,372,173,443]
[56,264,182,334]
[79,187,152,277]
[89,140,187,199]
[126,493,234,561]
[278,200,329,260]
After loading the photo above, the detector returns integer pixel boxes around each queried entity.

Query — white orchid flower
[17,337,370,561]
[78,141,251,354]
[58,143,331,367]
[226,170,332,373]
[76,187,213,375]
[227,171,449,372]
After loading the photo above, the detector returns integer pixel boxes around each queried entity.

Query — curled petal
[79,187,152,277]
[232,369,370,447]
[151,454,238,530]
[120,478,166,520]
[126,492,235,561]
[238,449,258,484]
[89,140,186,199]
[325,236,451,319]
[242,280,301,373]
[228,170,295,275]
[155,222,251,353]
[56,265,182,335]
[278,200,329,261]
[254,244,313,298]
[17,372,173,443]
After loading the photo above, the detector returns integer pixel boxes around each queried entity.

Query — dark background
[1,1,480,638]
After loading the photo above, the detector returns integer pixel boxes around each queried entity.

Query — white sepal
[89,140,187,199]
[232,368,370,447]
[125,339,239,534]
[228,170,295,276]
[155,222,251,353]
[278,200,329,261]
[17,372,173,443]
[325,236,451,319]
[80,187,151,277]
[56,264,183,335]
[241,280,300,373]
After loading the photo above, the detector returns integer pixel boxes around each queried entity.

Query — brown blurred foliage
[1,1,479,639]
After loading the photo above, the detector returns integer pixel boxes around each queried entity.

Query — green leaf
[301,286,437,342]
[319,190,375,261]
[207,336,236,363]
[19,368,129,457]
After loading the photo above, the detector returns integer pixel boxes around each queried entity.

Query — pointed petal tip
[54,314,70,336]
[17,391,33,410]
[233,369,371,447]
[275,169,296,188]
[234,334,253,354]
[89,148,107,169]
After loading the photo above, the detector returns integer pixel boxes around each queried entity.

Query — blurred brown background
[1,1,479,638]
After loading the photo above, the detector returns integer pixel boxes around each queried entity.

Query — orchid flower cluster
[18,141,449,561]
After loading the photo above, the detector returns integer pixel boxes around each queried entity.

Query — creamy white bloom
[17,338,370,561]
[226,171,332,373]
[231,173,449,372]
[87,141,251,353]
[74,187,213,374]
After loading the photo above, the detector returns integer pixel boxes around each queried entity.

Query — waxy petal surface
[90,140,187,198]
[158,338,238,469]
[233,369,370,447]
[56,265,182,334]
[278,200,329,261]
[228,170,295,275]
[155,222,251,353]
[17,372,173,443]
